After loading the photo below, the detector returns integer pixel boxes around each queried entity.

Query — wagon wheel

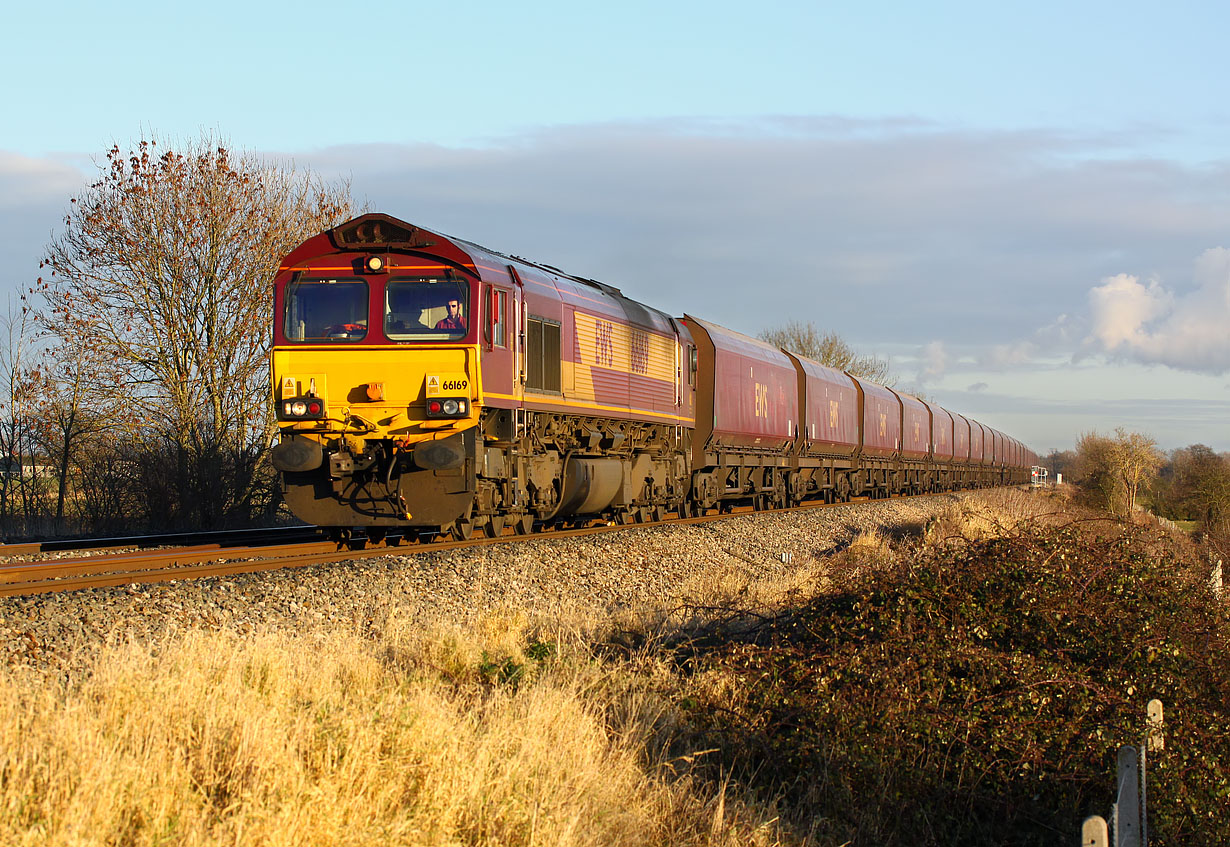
[773,479,789,509]
[634,506,651,523]
[649,505,664,523]
[483,514,506,538]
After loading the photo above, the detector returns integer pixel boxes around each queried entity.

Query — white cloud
[981,340,1039,369]
[917,340,949,382]
[1085,249,1230,373]
[0,151,85,209]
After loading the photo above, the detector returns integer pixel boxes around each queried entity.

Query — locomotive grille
[526,316,561,393]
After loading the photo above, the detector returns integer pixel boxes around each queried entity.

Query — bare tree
[1111,428,1163,517]
[0,301,41,536]
[1075,428,1164,518]
[759,321,896,385]
[29,134,353,530]
[30,351,111,534]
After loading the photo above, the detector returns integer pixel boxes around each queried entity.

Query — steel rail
[0,525,322,559]
[0,489,983,599]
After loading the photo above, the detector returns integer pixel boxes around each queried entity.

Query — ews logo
[753,383,769,418]
[594,319,615,368]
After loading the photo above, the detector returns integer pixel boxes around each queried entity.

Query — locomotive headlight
[366,255,384,273]
[442,399,459,415]
[291,400,308,416]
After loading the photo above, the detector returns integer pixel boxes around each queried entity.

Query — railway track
[0,491,962,598]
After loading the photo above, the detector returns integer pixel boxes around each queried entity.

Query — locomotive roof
[302,213,674,328]
[312,213,609,291]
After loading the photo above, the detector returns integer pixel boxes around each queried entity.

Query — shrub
[677,520,1230,845]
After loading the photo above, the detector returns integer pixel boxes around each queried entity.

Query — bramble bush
[673,517,1230,845]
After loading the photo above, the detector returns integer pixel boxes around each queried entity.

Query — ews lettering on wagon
[753,382,769,418]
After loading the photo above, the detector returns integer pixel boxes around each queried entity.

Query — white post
[1143,699,1164,847]
[1083,816,1110,847]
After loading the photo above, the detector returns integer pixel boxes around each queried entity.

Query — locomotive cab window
[283,278,369,342]
[385,277,471,341]
[489,288,508,348]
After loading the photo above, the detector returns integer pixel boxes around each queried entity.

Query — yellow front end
[270,345,483,529]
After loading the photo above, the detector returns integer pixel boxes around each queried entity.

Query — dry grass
[922,488,1058,549]
[0,613,791,847]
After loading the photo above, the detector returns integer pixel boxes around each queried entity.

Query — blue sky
[4,0,1230,454]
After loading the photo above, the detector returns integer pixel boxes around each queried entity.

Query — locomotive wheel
[484,515,505,539]
[452,517,475,541]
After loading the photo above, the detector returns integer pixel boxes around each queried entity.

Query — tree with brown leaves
[28,134,352,530]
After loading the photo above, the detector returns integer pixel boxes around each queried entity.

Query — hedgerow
[675,519,1230,845]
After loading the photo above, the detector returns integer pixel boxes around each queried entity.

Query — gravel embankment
[1,494,975,676]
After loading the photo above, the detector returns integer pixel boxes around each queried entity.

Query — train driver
[435,298,467,331]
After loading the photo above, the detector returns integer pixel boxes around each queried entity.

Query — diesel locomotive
[269,213,1036,541]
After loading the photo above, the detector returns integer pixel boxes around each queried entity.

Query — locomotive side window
[283,279,369,342]
[385,277,470,341]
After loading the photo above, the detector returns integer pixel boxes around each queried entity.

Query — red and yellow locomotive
[269,213,1035,540]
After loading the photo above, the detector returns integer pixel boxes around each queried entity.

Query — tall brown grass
[922,487,1059,548]
[1,614,790,847]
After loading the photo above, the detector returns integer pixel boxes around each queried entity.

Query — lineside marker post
[1082,816,1109,847]
[1115,745,1141,847]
